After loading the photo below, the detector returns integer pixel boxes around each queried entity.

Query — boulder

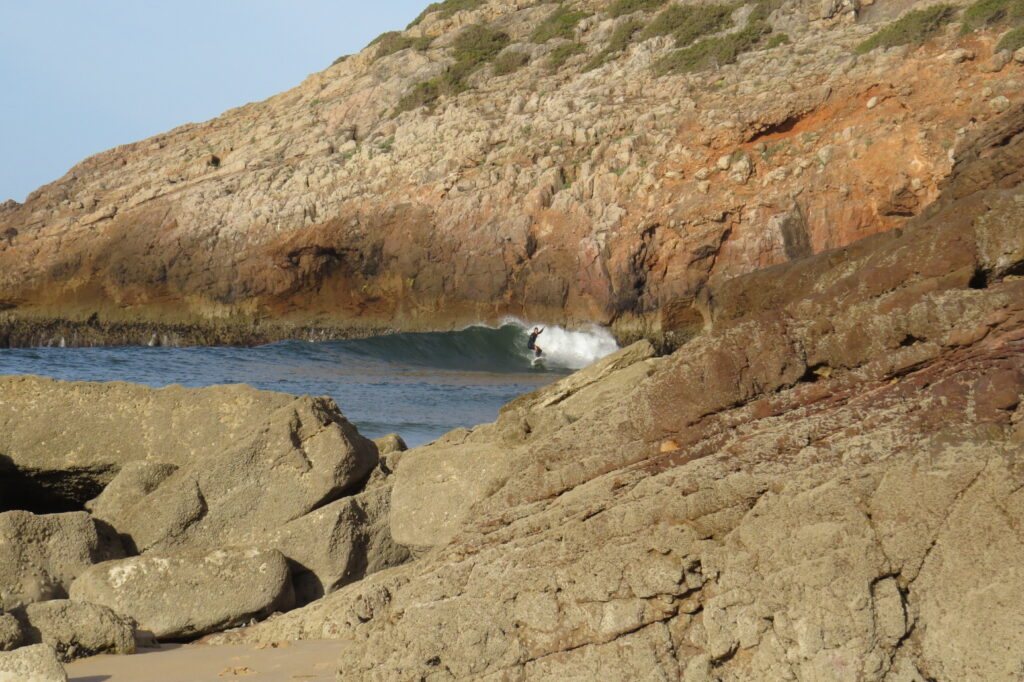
[373,433,407,455]
[69,548,294,639]
[390,442,509,552]
[259,485,411,605]
[84,461,178,522]
[0,511,124,610]
[15,600,135,662]
[365,437,406,490]
[83,390,377,554]
[0,380,376,519]
[0,644,66,682]
[0,614,20,651]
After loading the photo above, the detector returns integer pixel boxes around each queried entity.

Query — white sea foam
[500,316,619,370]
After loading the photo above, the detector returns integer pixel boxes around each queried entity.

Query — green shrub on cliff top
[492,49,530,75]
[640,3,737,47]
[408,0,487,28]
[962,0,1024,29]
[997,24,1024,50]
[584,19,643,70]
[607,0,667,18]
[393,23,510,114]
[531,5,592,43]
[371,31,434,61]
[855,4,958,54]
[653,18,771,73]
[546,41,587,69]
[451,22,511,63]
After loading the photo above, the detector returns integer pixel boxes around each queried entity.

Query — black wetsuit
[527,330,542,356]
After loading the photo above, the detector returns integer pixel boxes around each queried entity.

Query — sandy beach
[66,641,345,682]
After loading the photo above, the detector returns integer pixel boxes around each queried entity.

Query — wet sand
[66,640,346,682]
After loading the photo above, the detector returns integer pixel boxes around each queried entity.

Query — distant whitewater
[0,320,618,447]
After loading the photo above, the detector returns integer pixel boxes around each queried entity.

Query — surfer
[527,327,544,358]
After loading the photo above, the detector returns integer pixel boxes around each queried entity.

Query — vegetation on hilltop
[531,4,592,43]
[408,0,488,27]
[372,31,435,61]
[855,4,958,53]
[606,0,667,18]
[394,23,510,114]
[962,0,1024,29]
[640,3,737,46]
[547,41,587,69]
[653,18,772,73]
[960,0,1024,52]
[584,19,644,70]
[492,50,531,75]
[650,0,783,74]
[998,25,1024,50]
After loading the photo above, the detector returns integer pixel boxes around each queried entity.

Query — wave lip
[500,317,619,370]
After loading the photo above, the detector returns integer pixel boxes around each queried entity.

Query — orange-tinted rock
[3,3,1024,345]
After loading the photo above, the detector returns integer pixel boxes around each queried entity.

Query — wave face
[335,319,618,372]
[0,320,619,447]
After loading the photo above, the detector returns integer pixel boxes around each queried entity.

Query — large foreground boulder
[260,485,410,604]
[87,392,377,555]
[2,378,395,607]
[15,600,136,662]
[0,381,377,520]
[0,644,66,682]
[0,511,123,610]
[69,548,294,639]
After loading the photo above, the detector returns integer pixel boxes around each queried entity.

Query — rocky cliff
[0,97,1022,676]
[198,97,1024,680]
[2,0,1023,346]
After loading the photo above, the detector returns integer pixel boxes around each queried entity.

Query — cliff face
[0,99,1021,678]
[0,0,1022,345]
[201,98,1024,680]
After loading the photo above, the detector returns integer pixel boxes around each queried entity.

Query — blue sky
[0,1,427,202]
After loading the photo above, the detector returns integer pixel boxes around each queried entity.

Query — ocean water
[0,319,619,447]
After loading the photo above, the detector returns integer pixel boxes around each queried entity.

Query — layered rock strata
[2,0,1023,345]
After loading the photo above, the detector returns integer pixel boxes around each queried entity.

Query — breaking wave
[325,318,619,372]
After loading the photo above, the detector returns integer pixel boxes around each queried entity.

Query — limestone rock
[210,110,1024,679]
[15,600,135,662]
[84,461,178,523]
[0,644,66,682]
[0,0,1011,349]
[389,341,659,552]
[364,434,409,489]
[0,511,124,610]
[0,381,384,554]
[69,548,294,640]
[390,441,510,552]
[0,614,20,652]
[373,433,407,455]
[256,485,410,605]
[0,380,376,526]
[983,49,1012,72]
